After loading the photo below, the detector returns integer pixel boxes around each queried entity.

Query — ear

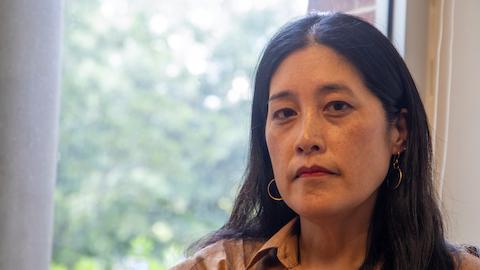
[390,108,408,154]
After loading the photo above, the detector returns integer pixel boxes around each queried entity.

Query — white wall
[436,0,480,245]
[398,0,480,245]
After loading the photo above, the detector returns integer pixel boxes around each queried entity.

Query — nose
[295,111,325,155]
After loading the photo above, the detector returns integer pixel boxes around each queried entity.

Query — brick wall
[308,0,376,25]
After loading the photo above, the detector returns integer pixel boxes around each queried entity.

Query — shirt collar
[246,217,300,269]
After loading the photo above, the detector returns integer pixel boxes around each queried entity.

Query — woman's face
[265,45,406,220]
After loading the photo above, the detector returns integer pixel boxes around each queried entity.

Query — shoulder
[458,245,480,270]
[169,239,264,270]
[459,252,480,270]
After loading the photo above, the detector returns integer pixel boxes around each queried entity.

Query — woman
[172,13,480,270]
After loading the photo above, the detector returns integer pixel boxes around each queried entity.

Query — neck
[298,195,376,269]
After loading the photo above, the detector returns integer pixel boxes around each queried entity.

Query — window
[53,1,307,269]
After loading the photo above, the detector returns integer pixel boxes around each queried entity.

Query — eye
[272,108,297,121]
[325,101,352,115]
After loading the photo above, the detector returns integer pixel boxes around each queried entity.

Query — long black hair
[191,13,458,270]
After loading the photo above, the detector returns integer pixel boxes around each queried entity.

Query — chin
[298,207,347,220]
[287,198,348,219]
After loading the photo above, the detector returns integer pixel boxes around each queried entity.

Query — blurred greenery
[54,0,306,269]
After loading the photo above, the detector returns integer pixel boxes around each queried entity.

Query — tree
[54,0,306,268]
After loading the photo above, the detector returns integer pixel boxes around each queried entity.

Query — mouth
[295,165,337,179]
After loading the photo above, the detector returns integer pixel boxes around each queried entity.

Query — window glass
[54,1,307,269]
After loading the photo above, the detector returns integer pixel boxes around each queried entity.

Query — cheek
[265,127,277,165]
[266,127,292,177]
[339,120,391,181]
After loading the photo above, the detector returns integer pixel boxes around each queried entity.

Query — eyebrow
[267,83,355,103]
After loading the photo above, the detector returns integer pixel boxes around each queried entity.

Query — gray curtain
[0,1,62,269]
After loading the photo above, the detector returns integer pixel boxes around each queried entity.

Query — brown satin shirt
[170,218,300,270]
[170,218,480,270]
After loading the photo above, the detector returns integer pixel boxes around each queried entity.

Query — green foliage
[51,263,68,270]
[73,257,104,270]
[54,0,306,269]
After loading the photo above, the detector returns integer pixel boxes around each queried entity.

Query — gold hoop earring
[392,152,403,189]
[267,179,283,201]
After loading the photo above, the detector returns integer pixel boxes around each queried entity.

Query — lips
[295,165,336,179]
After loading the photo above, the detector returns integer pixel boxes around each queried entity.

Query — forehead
[269,45,365,96]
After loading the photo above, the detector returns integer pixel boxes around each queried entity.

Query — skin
[265,44,407,269]
[460,252,480,270]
